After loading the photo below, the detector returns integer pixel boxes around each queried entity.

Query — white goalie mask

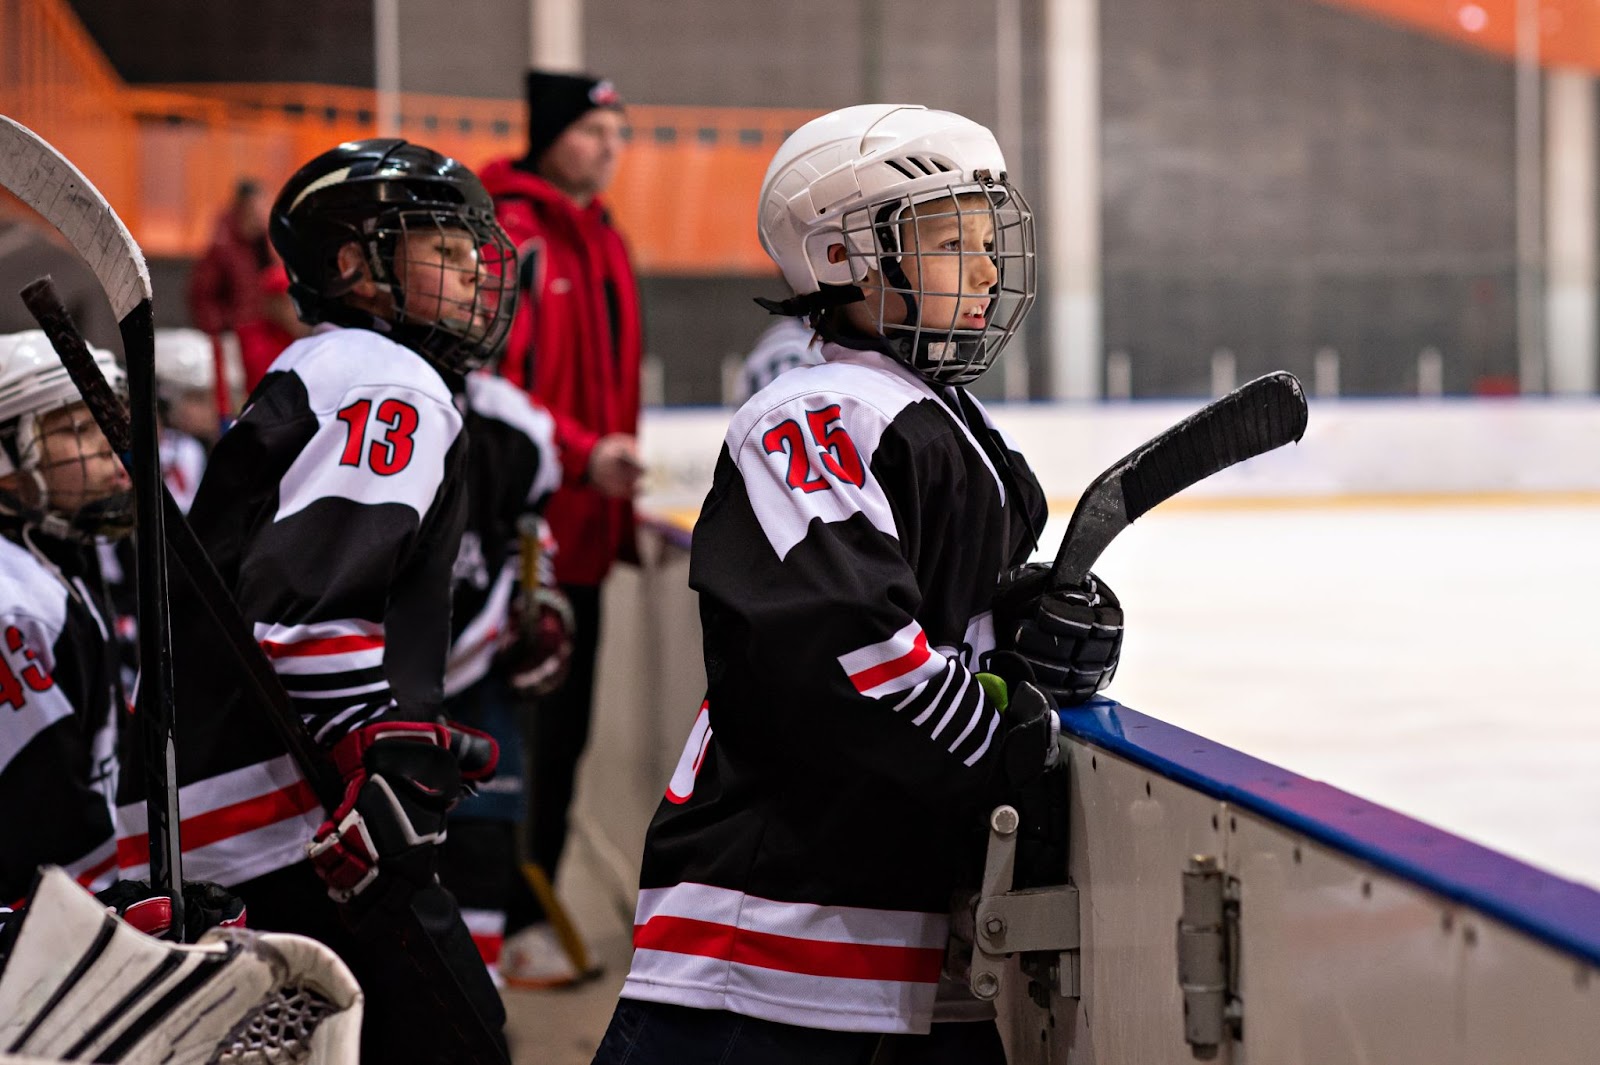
[757,104,1036,385]
[0,330,132,542]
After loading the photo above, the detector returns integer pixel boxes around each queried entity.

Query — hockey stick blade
[22,278,511,1065]
[1052,371,1308,588]
[2,117,185,939]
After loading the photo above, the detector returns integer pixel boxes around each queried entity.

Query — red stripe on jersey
[260,634,385,659]
[634,914,944,984]
[118,778,323,865]
[847,630,932,695]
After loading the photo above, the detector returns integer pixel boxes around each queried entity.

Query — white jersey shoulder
[726,346,938,562]
[0,537,75,777]
[271,326,460,422]
[0,536,68,638]
[270,327,464,524]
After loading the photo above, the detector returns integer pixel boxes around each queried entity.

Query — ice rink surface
[1036,501,1600,891]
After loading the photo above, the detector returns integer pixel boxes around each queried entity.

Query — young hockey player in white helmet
[591,105,1124,1064]
[0,331,131,901]
[151,327,225,508]
[114,139,516,1063]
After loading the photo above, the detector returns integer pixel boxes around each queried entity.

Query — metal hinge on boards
[1177,854,1242,1059]
[968,804,1081,1005]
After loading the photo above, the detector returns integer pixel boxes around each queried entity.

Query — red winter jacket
[480,159,642,586]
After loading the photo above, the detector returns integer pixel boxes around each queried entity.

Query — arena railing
[1,0,813,273]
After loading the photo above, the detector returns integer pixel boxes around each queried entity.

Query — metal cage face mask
[840,177,1036,386]
[0,401,133,542]
[367,208,518,375]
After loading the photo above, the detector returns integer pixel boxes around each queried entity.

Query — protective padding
[0,867,362,1064]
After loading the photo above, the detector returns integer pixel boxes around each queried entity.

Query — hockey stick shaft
[1,117,182,938]
[22,278,510,1064]
[1052,371,1308,588]
[21,276,341,808]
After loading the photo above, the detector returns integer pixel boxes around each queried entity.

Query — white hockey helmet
[154,327,216,397]
[756,104,1036,385]
[0,330,132,540]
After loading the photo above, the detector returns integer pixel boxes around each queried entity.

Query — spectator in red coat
[187,180,274,337]
[479,69,643,988]
[236,263,308,394]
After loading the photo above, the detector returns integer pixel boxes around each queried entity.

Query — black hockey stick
[1052,371,1308,587]
[0,117,185,939]
[22,277,511,1065]
[19,277,338,801]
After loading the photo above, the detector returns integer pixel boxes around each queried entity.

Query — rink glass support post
[1177,854,1243,1059]
[969,804,1082,1004]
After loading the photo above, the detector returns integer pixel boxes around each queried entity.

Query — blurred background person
[236,262,310,393]
[479,69,644,989]
[187,179,273,340]
[733,314,822,405]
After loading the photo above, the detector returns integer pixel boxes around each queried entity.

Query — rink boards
[580,519,1600,1065]
[998,698,1600,1064]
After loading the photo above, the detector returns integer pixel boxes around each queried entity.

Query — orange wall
[1,0,811,274]
[1319,0,1600,70]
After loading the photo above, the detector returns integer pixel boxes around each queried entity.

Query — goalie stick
[0,116,185,939]
[1052,371,1309,588]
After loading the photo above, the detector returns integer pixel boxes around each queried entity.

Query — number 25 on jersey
[763,405,865,494]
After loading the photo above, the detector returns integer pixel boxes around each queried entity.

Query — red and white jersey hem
[620,882,948,1035]
[116,753,324,888]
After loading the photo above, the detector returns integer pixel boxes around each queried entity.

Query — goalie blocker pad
[0,867,361,1064]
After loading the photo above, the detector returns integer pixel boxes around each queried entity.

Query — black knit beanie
[523,70,625,168]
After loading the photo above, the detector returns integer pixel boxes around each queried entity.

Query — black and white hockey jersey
[444,372,560,697]
[0,528,123,901]
[116,326,470,888]
[620,343,1047,1035]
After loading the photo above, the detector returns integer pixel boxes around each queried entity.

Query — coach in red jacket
[480,69,643,987]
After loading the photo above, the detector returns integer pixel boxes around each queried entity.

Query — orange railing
[0,0,815,273]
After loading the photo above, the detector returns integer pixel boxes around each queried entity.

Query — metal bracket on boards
[1177,853,1242,1059]
[969,804,1081,1003]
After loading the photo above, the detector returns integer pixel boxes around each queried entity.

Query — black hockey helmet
[269,138,517,375]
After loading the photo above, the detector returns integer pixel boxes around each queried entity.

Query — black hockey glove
[307,720,498,903]
[994,680,1062,792]
[94,878,247,939]
[992,563,1123,706]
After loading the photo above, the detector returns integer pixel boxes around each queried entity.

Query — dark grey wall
[1101,0,1519,396]
[70,0,375,85]
[70,0,1528,401]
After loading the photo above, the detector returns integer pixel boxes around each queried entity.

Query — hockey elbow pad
[306,721,464,902]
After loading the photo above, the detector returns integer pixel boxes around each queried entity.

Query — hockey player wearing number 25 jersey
[115,139,519,1063]
[593,106,1124,1065]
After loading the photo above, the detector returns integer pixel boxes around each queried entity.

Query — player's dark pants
[233,860,508,1063]
[509,581,602,931]
[590,1000,1008,1065]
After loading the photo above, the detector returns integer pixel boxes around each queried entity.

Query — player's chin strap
[752,283,865,319]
